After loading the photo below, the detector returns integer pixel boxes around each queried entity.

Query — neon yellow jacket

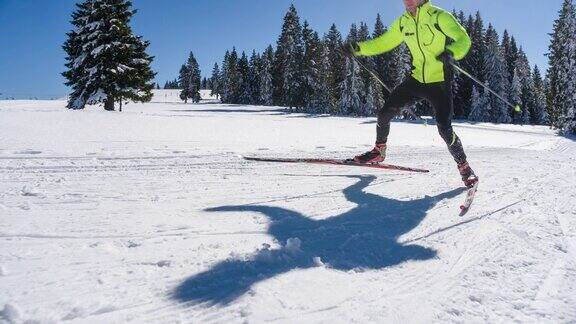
[356,1,471,84]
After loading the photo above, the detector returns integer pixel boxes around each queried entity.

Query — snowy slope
[0,99,575,323]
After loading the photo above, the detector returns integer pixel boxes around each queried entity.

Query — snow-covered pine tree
[483,24,510,123]
[248,50,261,105]
[532,65,550,125]
[470,12,487,84]
[210,63,221,99]
[469,85,492,122]
[323,24,345,113]
[501,30,519,85]
[220,51,231,103]
[259,46,274,106]
[62,0,155,111]
[237,52,251,105]
[178,64,190,102]
[302,21,317,112]
[515,49,534,124]
[339,24,365,116]
[313,43,335,114]
[274,5,305,110]
[301,22,331,113]
[357,22,383,116]
[223,48,241,104]
[63,0,94,110]
[180,52,201,103]
[547,0,576,134]
[163,80,176,89]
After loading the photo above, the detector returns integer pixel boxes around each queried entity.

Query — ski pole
[340,48,425,123]
[450,62,521,113]
[343,49,392,93]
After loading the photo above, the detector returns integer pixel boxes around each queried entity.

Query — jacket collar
[404,1,431,18]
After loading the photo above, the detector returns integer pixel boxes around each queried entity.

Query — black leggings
[376,77,467,164]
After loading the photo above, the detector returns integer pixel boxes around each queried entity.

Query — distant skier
[345,0,478,187]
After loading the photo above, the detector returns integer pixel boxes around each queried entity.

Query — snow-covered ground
[0,97,575,323]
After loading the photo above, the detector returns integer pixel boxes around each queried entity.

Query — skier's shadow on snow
[173,175,464,305]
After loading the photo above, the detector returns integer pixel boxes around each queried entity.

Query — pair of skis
[243,156,478,216]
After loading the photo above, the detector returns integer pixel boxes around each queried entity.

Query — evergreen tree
[339,24,365,115]
[222,48,241,103]
[301,21,317,111]
[324,24,345,113]
[164,79,178,89]
[358,22,384,116]
[301,22,332,113]
[515,49,534,124]
[532,66,550,125]
[313,43,336,114]
[210,63,221,99]
[220,51,231,102]
[238,52,251,104]
[179,52,201,103]
[260,45,274,106]
[501,30,519,84]
[63,0,94,109]
[483,24,510,123]
[471,12,487,83]
[273,5,305,109]
[547,0,576,133]
[178,64,189,100]
[63,0,155,111]
[248,50,262,105]
[469,85,492,122]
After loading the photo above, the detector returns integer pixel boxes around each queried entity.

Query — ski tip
[460,205,465,210]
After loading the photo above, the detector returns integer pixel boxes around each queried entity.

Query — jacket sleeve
[356,17,404,56]
[437,11,471,60]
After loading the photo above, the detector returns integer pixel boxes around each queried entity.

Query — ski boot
[458,161,479,188]
[354,143,387,164]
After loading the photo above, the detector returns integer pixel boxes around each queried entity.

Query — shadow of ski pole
[402,199,526,244]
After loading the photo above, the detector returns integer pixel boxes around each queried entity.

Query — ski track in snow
[0,96,575,323]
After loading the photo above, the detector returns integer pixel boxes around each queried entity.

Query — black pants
[376,76,467,165]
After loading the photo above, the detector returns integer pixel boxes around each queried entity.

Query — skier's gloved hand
[342,42,361,57]
[437,50,455,65]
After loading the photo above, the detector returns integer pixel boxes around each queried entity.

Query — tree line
[63,0,575,134]
[201,4,573,132]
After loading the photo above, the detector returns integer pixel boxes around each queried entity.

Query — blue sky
[0,0,563,99]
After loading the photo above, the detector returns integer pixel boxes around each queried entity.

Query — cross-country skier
[344,0,478,188]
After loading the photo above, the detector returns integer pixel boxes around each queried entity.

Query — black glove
[437,50,455,65]
[342,42,360,57]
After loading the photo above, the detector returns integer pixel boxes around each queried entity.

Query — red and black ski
[459,180,479,216]
[243,156,429,173]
